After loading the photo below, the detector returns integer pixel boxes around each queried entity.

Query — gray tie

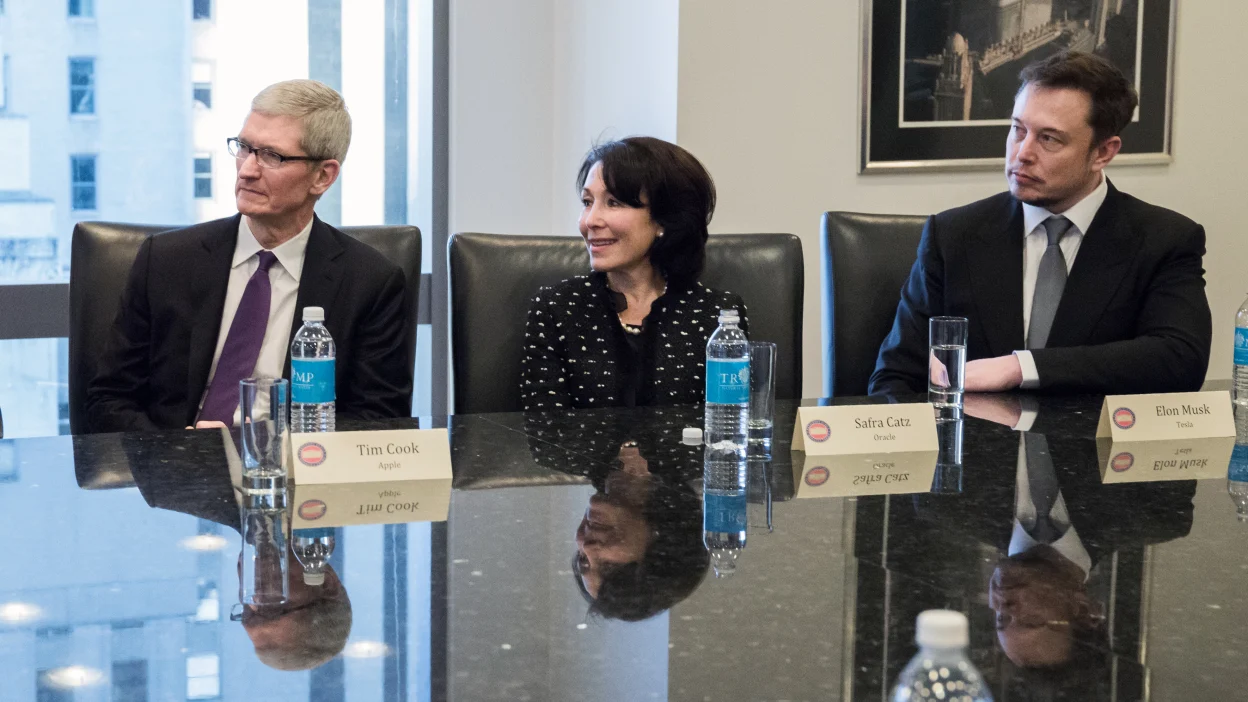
[1022,433,1065,543]
[1026,216,1074,349]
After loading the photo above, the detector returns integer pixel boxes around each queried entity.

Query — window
[68,58,94,115]
[193,0,211,21]
[194,156,212,199]
[68,0,94,19]
[186,654,220,699]
[192,82,212,109]
[111,660,147,702]
[71,155,97,210]
[2,55,9,111]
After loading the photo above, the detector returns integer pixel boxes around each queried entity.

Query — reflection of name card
[290,429,452,528]
[1096,436,1234,483]
[1096,391,1234,441]
[791,404,937,455]
[791,450,938,498]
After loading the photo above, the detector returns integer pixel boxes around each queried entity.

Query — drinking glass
[238,489,289,607]
[931,417,964,494]
[748,341,777,454]
[240,377,289,492]
[928,317,968,409]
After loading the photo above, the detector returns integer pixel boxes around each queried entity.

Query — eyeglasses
[229,599,320,622]
[227,137,324,169]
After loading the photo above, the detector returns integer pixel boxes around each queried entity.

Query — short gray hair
[251,79,352,163]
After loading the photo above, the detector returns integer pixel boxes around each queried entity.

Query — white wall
[677,0,1248,396]
[450,0,678,239]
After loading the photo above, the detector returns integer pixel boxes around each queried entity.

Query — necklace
[613,282,665,336]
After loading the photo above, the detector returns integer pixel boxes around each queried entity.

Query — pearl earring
[657,230,664,238]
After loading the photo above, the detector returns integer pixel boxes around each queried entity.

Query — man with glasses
[86,80,412,432]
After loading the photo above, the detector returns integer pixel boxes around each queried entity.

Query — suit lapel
[967,197,1026,356]
[186,215,240,424]
[284,216,346,379]
[1047,183,1137,348]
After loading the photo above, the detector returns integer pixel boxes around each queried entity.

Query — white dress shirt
[197,217,312,423]
[1010,435,1094,580]
[1014,173,1109,389]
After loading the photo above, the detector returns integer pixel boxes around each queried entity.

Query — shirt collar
[1009,520,1093,581]
[235,216,314,282]
[1021,172,1109,239]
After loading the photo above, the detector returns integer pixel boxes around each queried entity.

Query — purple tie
[199,251,278,425]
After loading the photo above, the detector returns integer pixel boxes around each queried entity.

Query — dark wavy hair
[572,478,710,622]
[576,136,716,287]
[1018,50,1138,145]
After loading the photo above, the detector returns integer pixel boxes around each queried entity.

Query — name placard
[791,404,938,455]
[1096,436,1234,484]
[792,450,938,498]
[289,429,453,528]
[1096,391,1234,441]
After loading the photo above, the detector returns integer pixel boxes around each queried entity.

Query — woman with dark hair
[520,137,747,411]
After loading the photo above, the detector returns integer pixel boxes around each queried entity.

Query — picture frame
[860,0,1176,173]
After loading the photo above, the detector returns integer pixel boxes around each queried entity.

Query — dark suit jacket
[85,214,413,432]
[869,183,1212,395]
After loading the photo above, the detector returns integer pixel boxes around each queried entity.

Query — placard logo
[805,466,830,486]
[806,420,832,443]
[298,442,327,466]
[1111,452,1134,472]
[1112,407,1136,430]
[298,499,327,520]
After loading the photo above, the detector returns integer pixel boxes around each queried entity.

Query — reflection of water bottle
[240,490,289,606]
[703,450,747,578]
[1235,295,1248,410]
[892,610,992,702]
[1229,444,1248,523]
[291,306,336,433]
[292,527,336,586]
[704,309,749,459]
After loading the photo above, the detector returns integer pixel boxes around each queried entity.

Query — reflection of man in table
[115,433,354,670]
[871,51,1211,396]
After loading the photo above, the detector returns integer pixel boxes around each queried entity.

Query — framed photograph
[860,0,1176,173]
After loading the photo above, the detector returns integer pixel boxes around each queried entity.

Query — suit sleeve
[84,238,162,433]
[1030,223,1212,394]
[338,266,413,420]
[869,215,943,396]
[519,289,573,411]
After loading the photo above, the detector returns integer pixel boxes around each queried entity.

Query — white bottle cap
[682,427,703,445]
[719,308,739,320]
[915,610,969,648]
[303,306,325,322]
[303,571,326,587]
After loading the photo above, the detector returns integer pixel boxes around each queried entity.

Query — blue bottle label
[293,527,335,539]
[1231,445,1248,483]
[1236,327,1248,366]
[706,358,750,404]
[291,358,335,404]
[704,492,747,533]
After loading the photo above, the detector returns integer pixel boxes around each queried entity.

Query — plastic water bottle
[703,450,747,578]
[1235,295,1248,411]
[704,309,749,460]
[290,306,335,433]
[892,610,992,702]
[292,527,335,586]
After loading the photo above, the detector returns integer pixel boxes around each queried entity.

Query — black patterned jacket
[520,273,748,410]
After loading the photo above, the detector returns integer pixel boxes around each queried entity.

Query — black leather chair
[68,221,422,434]
[822,212,926,397]
[449,232,804,414]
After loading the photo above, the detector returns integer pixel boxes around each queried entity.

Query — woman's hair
[572,476,710,622]
[576,137,716,286]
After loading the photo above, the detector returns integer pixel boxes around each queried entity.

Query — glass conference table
[1,392,1245,701]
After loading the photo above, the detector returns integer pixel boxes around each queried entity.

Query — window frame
[68,57,96,116]
[70,154,98,212]
[194,155,213,199]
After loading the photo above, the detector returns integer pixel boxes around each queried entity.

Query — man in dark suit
[86,80,412,432]
[870,51,1211,396]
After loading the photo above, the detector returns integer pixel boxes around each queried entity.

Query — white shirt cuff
[1014,350,1040,390]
